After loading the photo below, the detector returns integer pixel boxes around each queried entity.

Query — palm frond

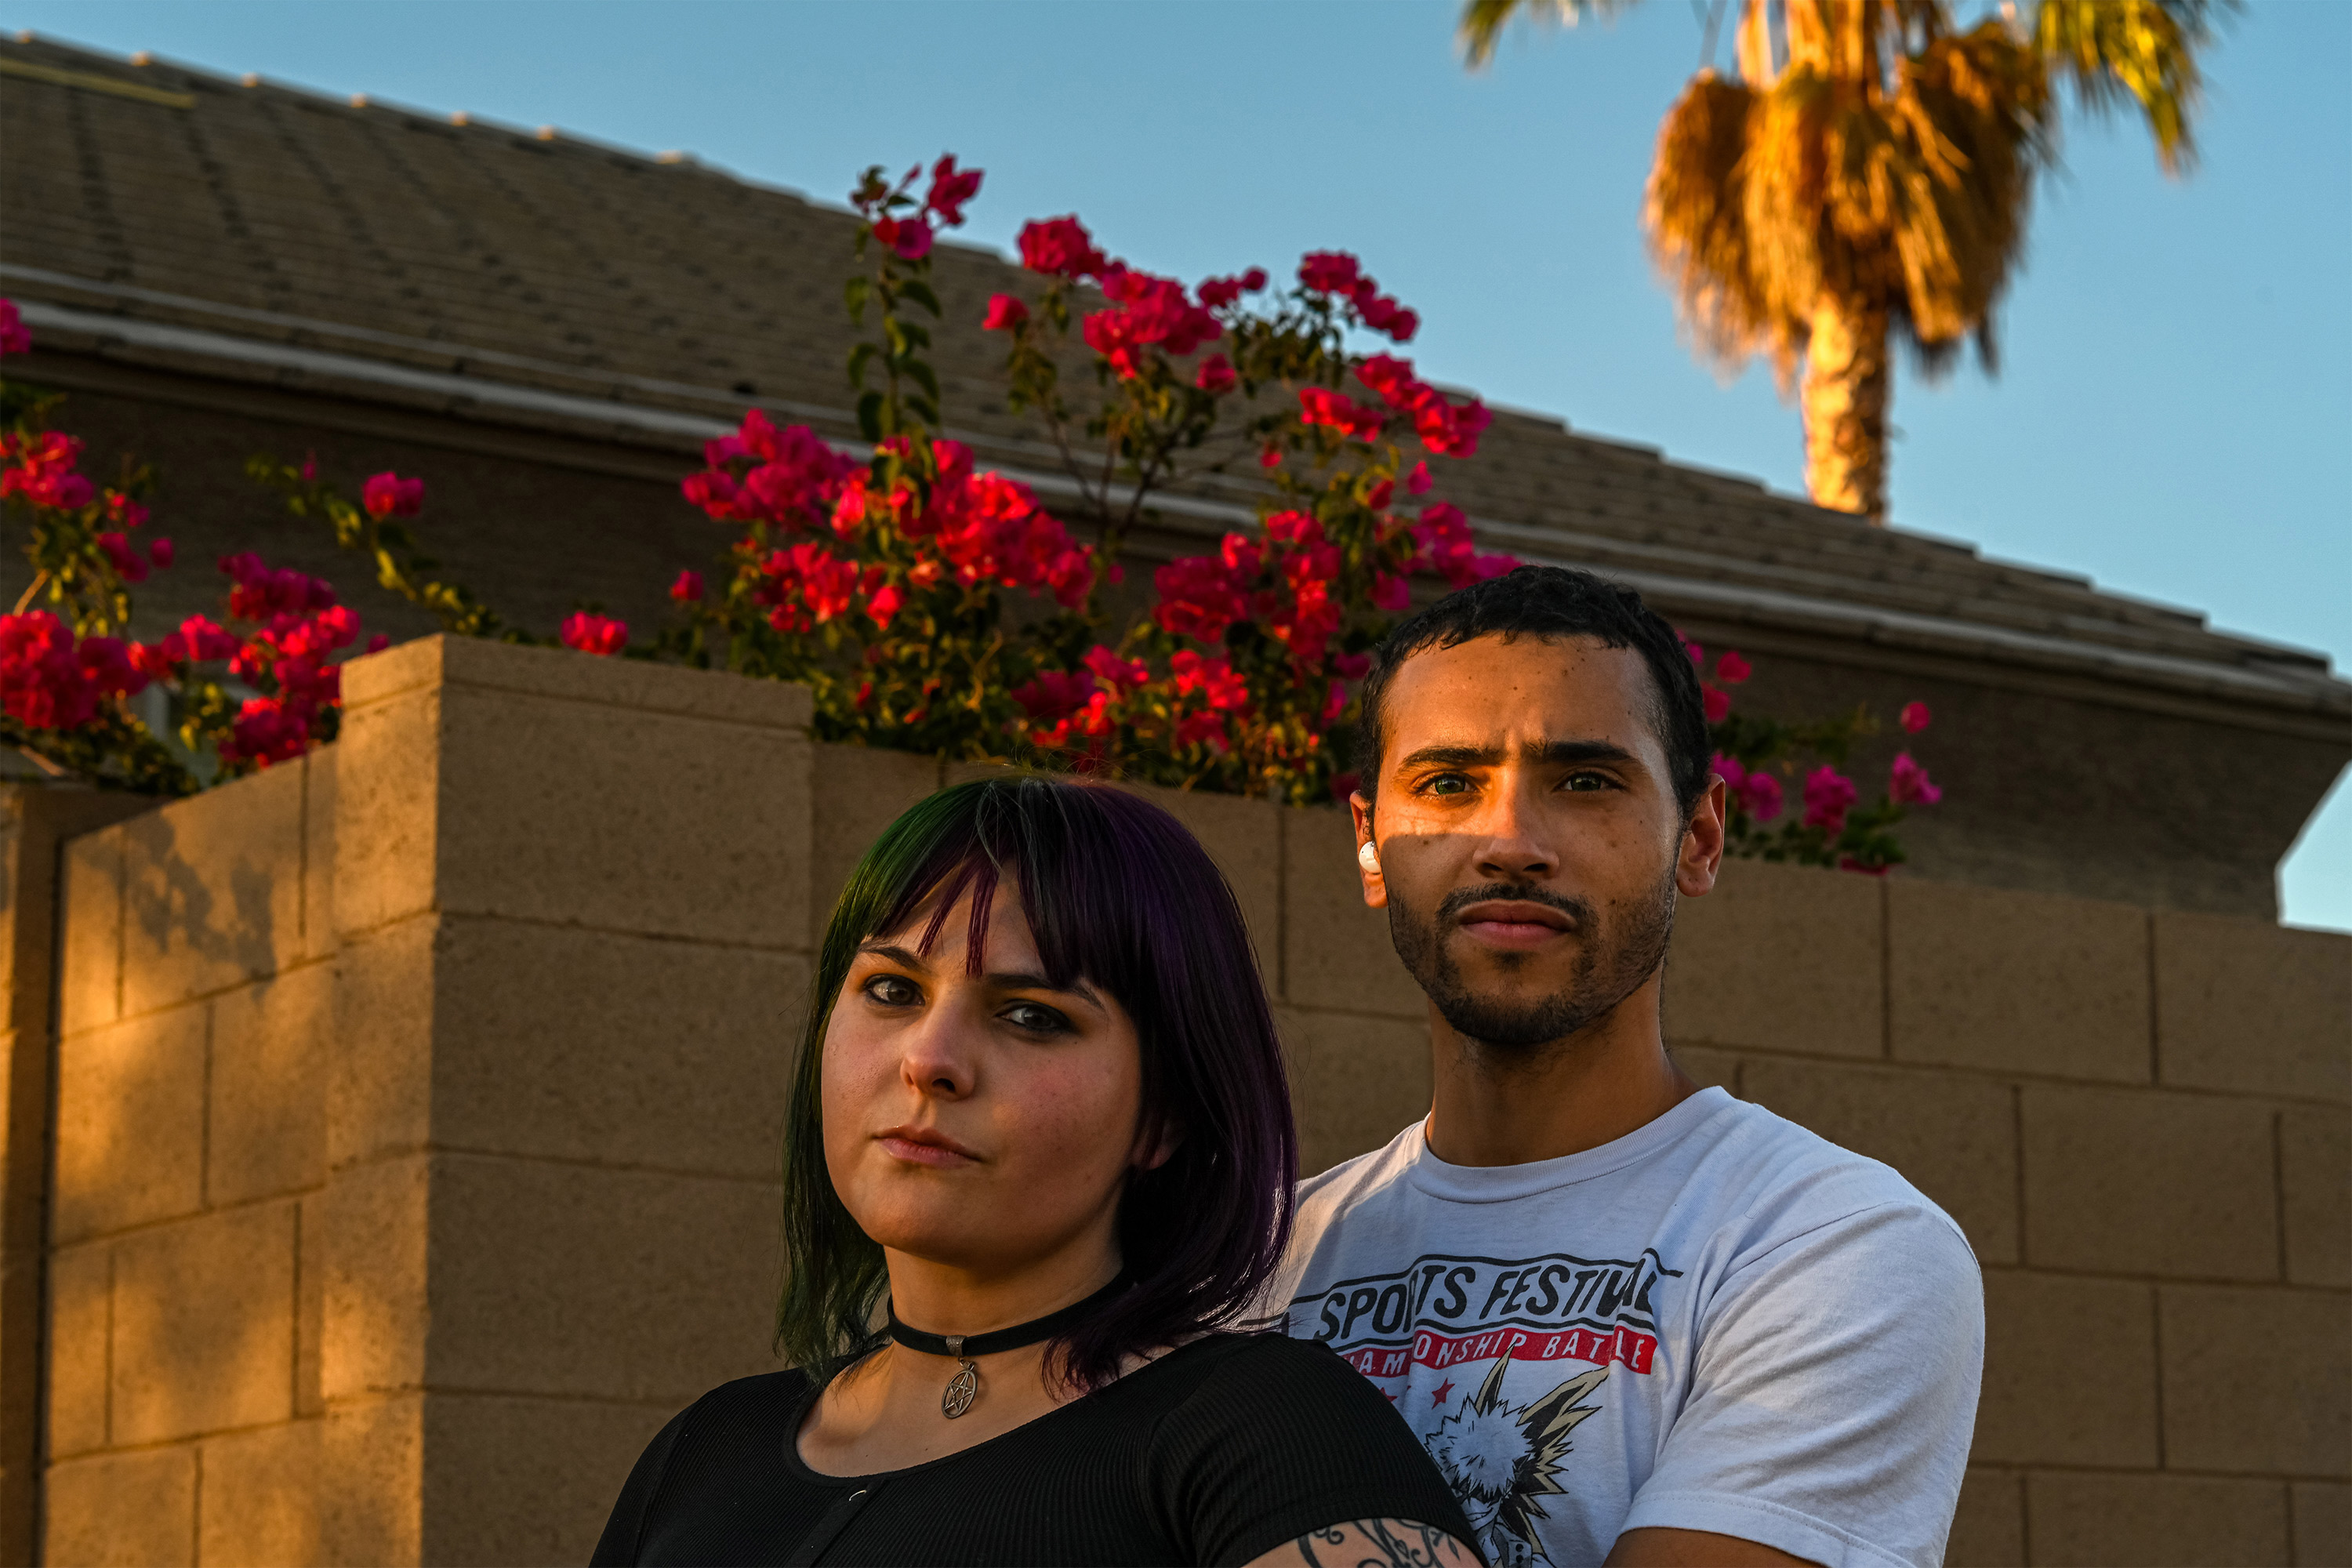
[2033,0,2226,172]
[1458,0,1647,69]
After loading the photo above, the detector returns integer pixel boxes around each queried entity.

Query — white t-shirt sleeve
[1618,1200,1984,1568]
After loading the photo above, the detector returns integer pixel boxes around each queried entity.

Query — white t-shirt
[1257,1087,1983,1568]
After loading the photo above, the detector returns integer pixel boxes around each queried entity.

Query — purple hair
[778,775,1298,1389]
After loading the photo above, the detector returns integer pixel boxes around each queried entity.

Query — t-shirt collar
[1405,1085,1737,1203]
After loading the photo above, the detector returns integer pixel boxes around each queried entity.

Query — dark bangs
[777,775,1298,1391]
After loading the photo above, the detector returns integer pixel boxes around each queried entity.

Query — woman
[594,776,1478,1567]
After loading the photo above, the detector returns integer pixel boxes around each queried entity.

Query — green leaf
[856,390,886,442]
[905,361,941,403]
[848,341,879,389]
[844,275,872,324]
[901,280,942,318]
[897,321,932,350]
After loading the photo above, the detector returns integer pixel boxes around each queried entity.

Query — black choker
[887,1272,1131,1418]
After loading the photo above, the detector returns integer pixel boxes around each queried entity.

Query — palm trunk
[1800,291,1890,523]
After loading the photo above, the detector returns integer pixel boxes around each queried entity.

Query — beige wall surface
[23,637,2351,1566]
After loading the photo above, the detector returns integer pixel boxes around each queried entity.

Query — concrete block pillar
[0,785,152,1564]
[320,637,817,1564]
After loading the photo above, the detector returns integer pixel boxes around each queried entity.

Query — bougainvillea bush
[0,153,1940,867]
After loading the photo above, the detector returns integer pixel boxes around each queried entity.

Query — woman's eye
[1000,1001,1073,1035]
[863,975,920,1007]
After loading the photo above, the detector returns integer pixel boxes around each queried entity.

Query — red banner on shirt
[1340,1323,1657,1381]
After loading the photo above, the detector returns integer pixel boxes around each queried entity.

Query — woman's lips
[877,1127,981,1167]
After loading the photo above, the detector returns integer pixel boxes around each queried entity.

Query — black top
[592,1333,1477,1567]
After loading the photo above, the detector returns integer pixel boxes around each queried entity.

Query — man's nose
[1471,784,1560,881]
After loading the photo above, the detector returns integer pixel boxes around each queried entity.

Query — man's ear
[1677,775,1728,897]
[1348,790,1387,909]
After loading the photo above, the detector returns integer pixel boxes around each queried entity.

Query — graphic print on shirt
[1284,1250,1679,1568]
[1428,1358,1607,1568]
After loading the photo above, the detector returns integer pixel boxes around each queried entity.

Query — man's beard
[1388,870,1677,1054]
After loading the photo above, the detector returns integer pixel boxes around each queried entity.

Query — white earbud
[1357,840,1381,873]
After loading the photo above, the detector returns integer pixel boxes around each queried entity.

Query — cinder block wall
[28,637,2351,1566]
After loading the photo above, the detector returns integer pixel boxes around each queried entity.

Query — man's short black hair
[1352,564,1711,816]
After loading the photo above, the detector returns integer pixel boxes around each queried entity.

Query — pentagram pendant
[941,1335,978,1419]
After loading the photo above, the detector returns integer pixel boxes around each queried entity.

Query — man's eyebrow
[1529,739,1640,768]
[1394,739,1639,771]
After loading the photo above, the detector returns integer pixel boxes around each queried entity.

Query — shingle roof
[4,32,2344,727]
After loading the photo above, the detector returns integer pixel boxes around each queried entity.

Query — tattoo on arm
[1285,1518,1479,1568]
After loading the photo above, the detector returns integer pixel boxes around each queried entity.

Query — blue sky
[8,0,2347,927]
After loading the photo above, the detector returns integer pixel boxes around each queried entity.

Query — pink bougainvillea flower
[1297,386,1386,442]
[982,293,1029,332]
[95,532,147,585]
[1334,651,1373,681]
[1680,637,1704,667]
[0,430,95,510]
[1802,766,1859,835]
[1900,700,1932,734]
[1258,447,1283,470]
[1082,645,1150,691]
[1194,354,1236,394]
[560,612,628,657]
[1196,270,1268,310]
[361,471,424,520]
[1742,771,1785,823]
[1017,216,1106,279]
[367,633,390,654]
[160,614,240,666]
[1011,667,1097,721]
[1371,573,1410,612]
[1715,651,1751,685]
[0,298,29,356]
[1889,751,1944,806]
[1702,685,1731,723]
[873,216,934,260]
[1405,459,1432,495]
[148,536,174,569]
[922,154,982,226]
[670,569,704,604]
[1298,251,1363,296]
[864,583,904,632]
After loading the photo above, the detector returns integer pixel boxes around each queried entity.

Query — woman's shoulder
[637,1367,818,1475]
[1142,1330,1399,1423]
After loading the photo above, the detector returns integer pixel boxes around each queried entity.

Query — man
[1261,567,1982,1568]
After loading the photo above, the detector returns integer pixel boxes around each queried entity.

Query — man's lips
[1454,899,1575,949]
[876,1125,982,1167]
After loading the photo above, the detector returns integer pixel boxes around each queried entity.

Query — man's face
[1350,633,1723,1052]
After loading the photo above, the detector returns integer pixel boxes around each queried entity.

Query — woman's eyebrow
[983,971,1107,1014]
[856,942,929,970]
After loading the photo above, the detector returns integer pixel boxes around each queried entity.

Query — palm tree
[1461,0,2221,521]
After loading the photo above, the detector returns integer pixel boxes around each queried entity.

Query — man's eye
[1563,771,1613,793]
[1425,774,1471,797]
[1001,1001,1073,1035]
[863,975,920,1007]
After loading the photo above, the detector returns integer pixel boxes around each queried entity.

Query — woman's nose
[898,1006,976,1098]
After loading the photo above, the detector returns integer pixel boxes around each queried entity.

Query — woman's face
[822,882,1156,1276]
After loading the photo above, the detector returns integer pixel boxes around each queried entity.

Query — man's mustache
[1434,882,1595,931]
